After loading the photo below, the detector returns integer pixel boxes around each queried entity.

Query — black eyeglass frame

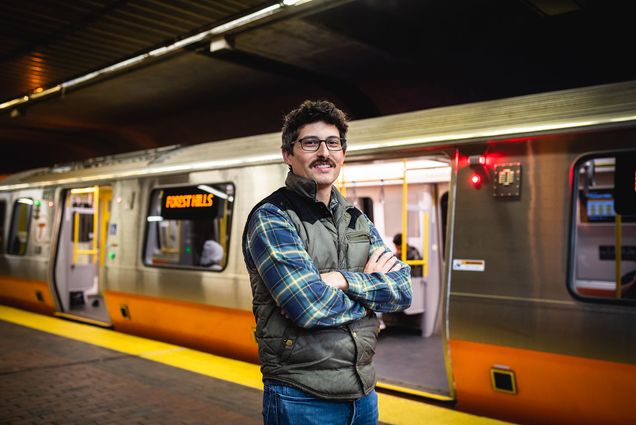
[292,136,346,152]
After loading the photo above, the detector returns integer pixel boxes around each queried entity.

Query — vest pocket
[279,326,297,362]
[345,230,370,270]
[346,230,369,242]
[279,327,356,366]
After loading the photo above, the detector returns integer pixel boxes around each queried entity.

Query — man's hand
[320,248,402,292]
[321,271,348,291]
[364,248,402,274]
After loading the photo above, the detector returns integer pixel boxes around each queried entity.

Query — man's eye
[303,139,319,147]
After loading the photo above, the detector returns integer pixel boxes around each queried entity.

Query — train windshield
[143,183,234,271]
[571,153,636,302]
[7,198,33,256]
[0,199,5,254]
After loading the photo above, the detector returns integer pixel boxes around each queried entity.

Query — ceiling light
[197,184,229,199]
[282,0,308,5]
[0,0,316,111]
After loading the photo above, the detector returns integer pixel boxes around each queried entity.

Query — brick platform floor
[0,321,263,425]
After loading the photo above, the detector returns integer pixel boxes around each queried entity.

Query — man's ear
[282,149,292,167]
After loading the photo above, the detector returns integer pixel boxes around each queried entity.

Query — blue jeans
[263,380,378,425]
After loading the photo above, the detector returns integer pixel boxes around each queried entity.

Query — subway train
[1,80,635,425]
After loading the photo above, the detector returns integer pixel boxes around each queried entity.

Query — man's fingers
[380,254,399,272]
[373,251,396,272]
[377,251,395,267]
[365,248,403,273]
[389,261,402,272]
[369,248,383,262]
[364,248,385,273]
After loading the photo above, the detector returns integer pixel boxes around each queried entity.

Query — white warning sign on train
[452,259,486,272]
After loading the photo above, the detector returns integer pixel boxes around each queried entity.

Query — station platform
[0,305,510,425]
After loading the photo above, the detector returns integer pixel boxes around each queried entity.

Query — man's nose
[316,140,330,156]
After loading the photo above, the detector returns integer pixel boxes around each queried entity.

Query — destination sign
[165,193,214,209]
[159,186,220,220]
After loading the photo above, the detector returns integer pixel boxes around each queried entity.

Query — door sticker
[452,259,485,272]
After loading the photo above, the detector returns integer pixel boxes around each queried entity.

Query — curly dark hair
[281,100,349,154]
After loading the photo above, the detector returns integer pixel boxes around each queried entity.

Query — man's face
[283,121,345,190]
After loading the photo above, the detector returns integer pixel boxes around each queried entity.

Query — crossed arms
[245,203,413,328]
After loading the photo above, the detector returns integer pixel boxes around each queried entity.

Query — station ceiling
[1,0,635,173]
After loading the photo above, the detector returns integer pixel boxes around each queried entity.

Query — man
[393,233,423,278]
[242,100,412,425]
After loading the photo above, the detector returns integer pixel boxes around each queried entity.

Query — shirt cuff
[340,270,367,297]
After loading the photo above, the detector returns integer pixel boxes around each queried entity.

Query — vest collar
[285,171,353,211]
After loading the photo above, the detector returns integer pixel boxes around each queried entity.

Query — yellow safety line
[0,305,261,390]
[54,312,111,328]
[0,305,508,425]
[377,393,508,425]
[376,381,452,401]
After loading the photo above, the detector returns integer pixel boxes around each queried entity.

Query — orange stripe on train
[0,275,56,314]
[450,339,636,425]
[104,290,258,363]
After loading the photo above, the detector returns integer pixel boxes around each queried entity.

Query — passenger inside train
[199,239,224,270]
[393,233,423,277]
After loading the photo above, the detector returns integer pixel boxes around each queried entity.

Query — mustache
[310,158,336,168]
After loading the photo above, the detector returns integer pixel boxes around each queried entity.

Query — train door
[340,155,452,399]
[53,186,112,325]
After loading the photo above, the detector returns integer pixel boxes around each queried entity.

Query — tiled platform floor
[0,320,263,425]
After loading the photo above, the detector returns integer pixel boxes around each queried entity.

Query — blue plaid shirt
[244,200,412,328]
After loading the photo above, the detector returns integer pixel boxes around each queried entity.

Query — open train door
[52,186,112,326]
[340,156,453,401]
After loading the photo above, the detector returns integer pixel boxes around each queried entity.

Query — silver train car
[1,80,635,424]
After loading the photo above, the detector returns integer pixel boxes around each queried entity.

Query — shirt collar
[285,171,352,212]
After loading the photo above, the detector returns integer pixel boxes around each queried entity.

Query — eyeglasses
[293,136,345,152]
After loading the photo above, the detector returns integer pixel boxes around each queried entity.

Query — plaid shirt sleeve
[340,217,413,313]
[245,203,369,329]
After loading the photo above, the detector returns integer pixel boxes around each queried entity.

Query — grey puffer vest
[243,172,379,400]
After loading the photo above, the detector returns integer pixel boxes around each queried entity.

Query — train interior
[54,186,112,324]
[573,153,636,300]
[339,155,451,397]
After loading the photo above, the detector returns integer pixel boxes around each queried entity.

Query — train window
[7,198,33,256]
[143,183,234,271]
[350,196,374,223]
[0,199,6,254]
[440,191,448,259]
[570,153,636,303]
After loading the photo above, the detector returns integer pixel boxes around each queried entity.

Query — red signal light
[471,174,481,186]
